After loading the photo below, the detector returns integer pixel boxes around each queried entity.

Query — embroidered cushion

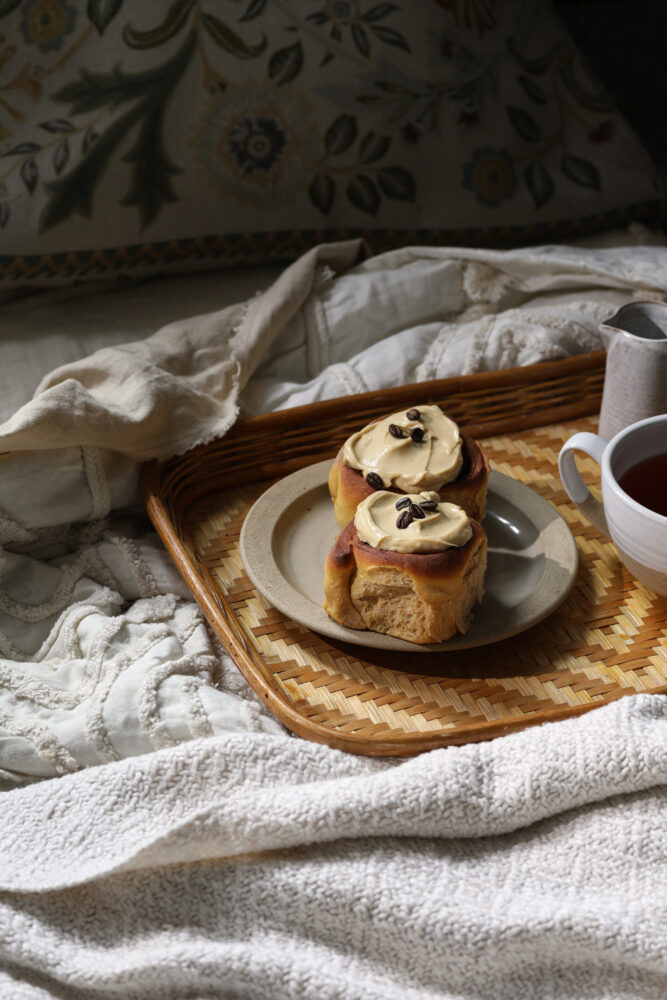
[0,0,661,285]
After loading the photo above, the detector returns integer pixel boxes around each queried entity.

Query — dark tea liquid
[617,452,667,517]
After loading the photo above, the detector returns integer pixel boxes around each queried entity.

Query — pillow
[0,0,661,286]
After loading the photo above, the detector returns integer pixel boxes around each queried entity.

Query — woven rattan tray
[142,351,667,755]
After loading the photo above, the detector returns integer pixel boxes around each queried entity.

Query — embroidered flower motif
[463,146,516,206]
[323,0,359,26]
[192,86,319,205]
[227,116,286,176]
[20,0,77,54]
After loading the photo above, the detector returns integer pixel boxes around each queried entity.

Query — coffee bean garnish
[410,427,425,442]
[395,496,412,510]
[419,499,439,512]
[396,510,413,529]
[406,408,421,421]
[409,503,425,519]
[388,423,405,439]
[366,472,384,489]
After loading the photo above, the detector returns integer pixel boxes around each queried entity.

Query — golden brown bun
[328,432,490,528]
[323,520,487,645]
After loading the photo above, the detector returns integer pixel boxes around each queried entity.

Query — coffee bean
[409,503,425,519]
[419,500,439,512]
[396,510,413,529]
[410,427,425,443]
[388,423,405,439]
[406,408,421,421]
[366,472,384,489]
[395,496,411,510]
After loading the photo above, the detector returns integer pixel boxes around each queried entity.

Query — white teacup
[558,414,667,597]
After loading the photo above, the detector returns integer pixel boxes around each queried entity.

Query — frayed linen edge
[135,291,258,462]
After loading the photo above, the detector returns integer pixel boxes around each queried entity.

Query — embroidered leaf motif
[561,154,600,190]
[268,42,303,84]
[0,0,22,16]
[120,113,180,227]
[2,142,41,156]
[87,0,123,34]
[347,174,380,214]
[507,105,541,143]
[240,0,267,19]
[42,31,196,231]
[21,158,38,194]
[351,24,370,57]
[55,31,195,114]
[377,166,415,201]
[201,13,267,58]
[53,139,70,175]
[55,69,129,114]
[524,161,554,208]
[375,81,414,95]
[123,0,195,49]
[42,118,126,227]
[362,4,399,22]
[309,173,335,214]
[508,37,567,75]
[325,114,357,155]
[371,25,409,51]
[517,75,546,105]
[82,127,98,152]
[39,119,75,133]
[359,131,391,164]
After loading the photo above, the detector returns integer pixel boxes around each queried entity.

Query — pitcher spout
[598,321,618,350]
[598,299,667,441]
[600,301,667,344]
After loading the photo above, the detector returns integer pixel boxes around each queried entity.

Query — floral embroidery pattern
[192,87,319,205]
[229,116,286,175]
[19,0,77,54]
[463,147,516,207]
[306,1,409,57]
[0,0,659,263]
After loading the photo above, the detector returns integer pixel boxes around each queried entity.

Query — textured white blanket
[2,695,666,998]
[1,238,667,997]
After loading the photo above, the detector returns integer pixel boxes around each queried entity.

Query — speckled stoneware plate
[239,463,578,652]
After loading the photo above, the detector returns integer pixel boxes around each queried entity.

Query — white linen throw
[1,695,666,999]
[1,238,667,997]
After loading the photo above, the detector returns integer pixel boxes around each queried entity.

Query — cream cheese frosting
[342,404,463,492]
[354,490,473,553]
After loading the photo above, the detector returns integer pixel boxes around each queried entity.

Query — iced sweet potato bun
[328,404,489,527]
[323,490,487,645]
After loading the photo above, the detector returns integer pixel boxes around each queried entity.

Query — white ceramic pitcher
[598,301,667,441]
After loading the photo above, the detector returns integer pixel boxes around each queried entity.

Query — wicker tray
[142,351,667,755]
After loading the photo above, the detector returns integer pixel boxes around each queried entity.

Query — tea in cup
[558,414,667,596]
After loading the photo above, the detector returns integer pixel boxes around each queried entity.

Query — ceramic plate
[239,462,578,652]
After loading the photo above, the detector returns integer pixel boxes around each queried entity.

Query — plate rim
[239,462,578,652]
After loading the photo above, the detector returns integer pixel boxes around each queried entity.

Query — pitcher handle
[558,432,609,537]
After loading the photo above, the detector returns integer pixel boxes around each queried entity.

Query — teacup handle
[558,432,610,537]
